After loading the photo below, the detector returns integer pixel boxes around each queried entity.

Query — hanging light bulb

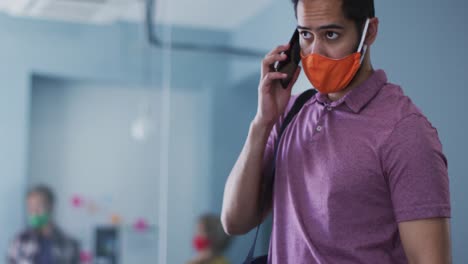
[131,101,154,142]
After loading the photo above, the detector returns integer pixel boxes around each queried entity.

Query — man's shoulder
[372,82,426,124]
[54,227,79,246]
[210,256,230,264]
[371,82,441,146]
[8,229,37,260]
[14,229,35,242]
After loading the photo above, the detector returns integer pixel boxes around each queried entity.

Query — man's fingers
[262,72,288,89]
[266,43,290,57]
[263,53,287,71]
[260,43,291,80]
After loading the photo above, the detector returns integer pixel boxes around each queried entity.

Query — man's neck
[327,62,374,102]
[39,223,53,237]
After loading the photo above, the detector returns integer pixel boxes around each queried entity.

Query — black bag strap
[243,89,317,263]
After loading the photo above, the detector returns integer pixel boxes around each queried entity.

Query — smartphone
[275,29,301,89]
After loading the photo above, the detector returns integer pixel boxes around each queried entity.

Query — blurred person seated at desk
[188,213,231,264]
[7,184,80,264]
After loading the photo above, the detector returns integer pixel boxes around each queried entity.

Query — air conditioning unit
[0,0,136,24]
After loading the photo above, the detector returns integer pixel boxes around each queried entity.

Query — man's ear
[365,17,379,46]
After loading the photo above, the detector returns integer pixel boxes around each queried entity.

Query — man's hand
[254,43,301,128]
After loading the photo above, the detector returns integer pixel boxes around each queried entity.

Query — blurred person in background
[188,213,231,264]
[7,184,80,264]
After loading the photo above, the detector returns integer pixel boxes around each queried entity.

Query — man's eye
[300,31,312,40]
[326,31,339,40]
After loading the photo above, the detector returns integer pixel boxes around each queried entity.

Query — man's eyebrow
[297,24,345,31]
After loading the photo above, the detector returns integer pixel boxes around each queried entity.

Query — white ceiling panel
[0,0,272,29]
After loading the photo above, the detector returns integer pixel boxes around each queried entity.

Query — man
[7,185,80,264]
[221,0,451,263]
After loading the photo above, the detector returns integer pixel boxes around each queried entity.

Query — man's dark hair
[292,0,375,34]
[27,185,55,211]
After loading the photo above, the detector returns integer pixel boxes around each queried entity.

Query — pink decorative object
[71,195,83,208]
[133,218,149,232]
[80,251,93,263]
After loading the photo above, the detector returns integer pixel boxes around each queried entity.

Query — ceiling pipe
[145,0,266,58]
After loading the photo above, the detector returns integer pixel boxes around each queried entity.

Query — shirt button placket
[315,105,328,133]
[313,103,328,138]
[315,104,332,135]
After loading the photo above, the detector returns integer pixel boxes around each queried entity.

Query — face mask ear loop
[360,45,368,64]
[357,18,370,64]
[357,18,370,53]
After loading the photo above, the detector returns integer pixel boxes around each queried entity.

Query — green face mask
[28,214,50,229]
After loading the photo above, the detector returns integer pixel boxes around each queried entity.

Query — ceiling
[0,0,272,30]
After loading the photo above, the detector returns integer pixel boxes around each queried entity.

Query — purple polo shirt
[263,70,451,263]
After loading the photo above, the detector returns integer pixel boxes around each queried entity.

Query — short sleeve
[262,95,300,175]
[381,114,451,223]
[262,120,278,178]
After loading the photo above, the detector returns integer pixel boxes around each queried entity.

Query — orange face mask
[301,19,370,94]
